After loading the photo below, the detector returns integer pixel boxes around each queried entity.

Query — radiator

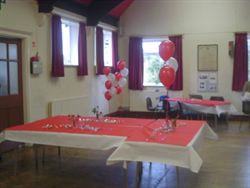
[49,96,90,116]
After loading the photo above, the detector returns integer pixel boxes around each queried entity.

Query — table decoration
[92,106,102,119]
[68,114,81,127]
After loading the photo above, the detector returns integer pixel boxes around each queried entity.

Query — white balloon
[120,68,129,77]
[118,78,127,87]
[164,57,178,72]
[107,73,115,83]
[109,86,116,96]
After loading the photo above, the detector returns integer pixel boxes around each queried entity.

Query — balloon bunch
[103,60,129,101]
[159,39,178,89]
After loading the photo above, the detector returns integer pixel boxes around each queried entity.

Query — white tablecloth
[106,123,218,173]
[0,131,126,150]
[181,102,238,116]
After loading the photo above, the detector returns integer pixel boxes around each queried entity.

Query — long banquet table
[0,115,217,174]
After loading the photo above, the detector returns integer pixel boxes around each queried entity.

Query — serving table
[167,98,238,128]
[167,98,237,116]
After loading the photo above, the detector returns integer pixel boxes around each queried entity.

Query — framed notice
[198,44,218,71]
[198,72,217,92]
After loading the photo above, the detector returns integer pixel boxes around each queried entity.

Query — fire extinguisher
[31,52,39,62]
[30,52,41,74]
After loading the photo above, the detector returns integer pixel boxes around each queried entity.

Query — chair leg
[239,121,243,131]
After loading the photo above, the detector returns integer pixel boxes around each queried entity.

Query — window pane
[9,61,18,95]
[143,40,165,86]
[9,44,17,60]
[61,19,79,66]
[103,30,112,67]
[0,43,7,59]
[0,61,8,96]
[62,23,71,65]
[70,22,79,66]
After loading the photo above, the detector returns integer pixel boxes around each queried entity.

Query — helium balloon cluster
[159,39,178,89]
[103,60,129,101]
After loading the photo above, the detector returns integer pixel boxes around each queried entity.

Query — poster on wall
[198,72,217,92]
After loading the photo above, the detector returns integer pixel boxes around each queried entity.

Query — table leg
[33,145,39,173]
[42,146,45,166]
[14,147,19,175]
[136,162,143,187]
[214,115,218,130]
[123,161,128,188]
[58,146,61,163]
[176,166,180,188]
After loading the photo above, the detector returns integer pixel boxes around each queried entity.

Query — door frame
[0,28,33,123]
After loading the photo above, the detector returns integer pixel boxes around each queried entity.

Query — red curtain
[96,26,104,75]
[112,31,119,73]
[78,22,88,76]
[51,15,64,77]
[232,33,248,91]
[128,37,144,90]
[169,35,183,90]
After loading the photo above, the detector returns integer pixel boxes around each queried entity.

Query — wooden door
[0,37,23,153]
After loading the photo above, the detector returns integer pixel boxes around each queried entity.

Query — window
[143,38,166,86]
[61,19,79,66]
[248,35,250,80]
[103,29,113,67]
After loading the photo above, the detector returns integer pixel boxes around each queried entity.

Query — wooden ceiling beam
[86,0,123,26]
[37,0,58,13]
[36,0,122,27]
[54,0,87,17]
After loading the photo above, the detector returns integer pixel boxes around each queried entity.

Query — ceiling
[37,0,134,26]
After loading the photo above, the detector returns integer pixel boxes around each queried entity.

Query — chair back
[189,94,203,99]
[146,97,155,111]
[159,95,168,101]
[210,96,224,101]
[242,101,250,114]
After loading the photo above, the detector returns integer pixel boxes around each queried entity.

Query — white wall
[120,0,250,111]
[1,0,249,120]
[0,0,120,122]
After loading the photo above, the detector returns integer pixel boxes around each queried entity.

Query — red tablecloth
[127,119,204,146]
[6,116,204,147]
[7,116,155,138]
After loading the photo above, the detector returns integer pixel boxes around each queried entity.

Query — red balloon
[103,67,111,76]
[105,80,112,89]
[159,40,175,61]
[117,60,126,70]
[115,85,122,94]
[159,65,176,88]
[115,72,122,81]
[104,91,112,101]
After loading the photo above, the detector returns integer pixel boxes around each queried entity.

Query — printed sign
[198,72,217,92]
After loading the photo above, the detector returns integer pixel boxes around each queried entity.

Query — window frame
[94,24,117,70]
[61,18,79,67]
[142,38,168,87]
[103,29,113,67]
